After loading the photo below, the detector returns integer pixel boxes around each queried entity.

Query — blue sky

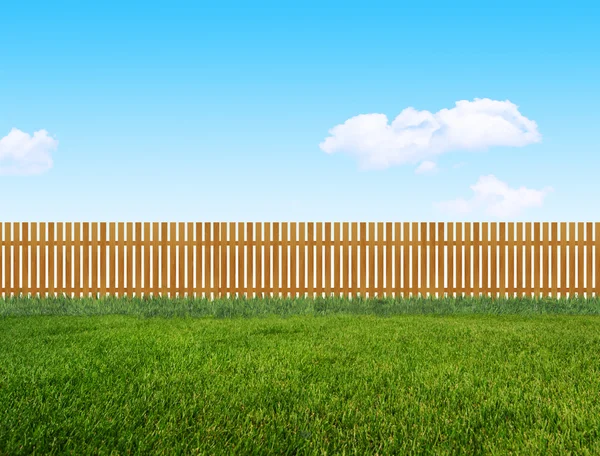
[1,0,599,223]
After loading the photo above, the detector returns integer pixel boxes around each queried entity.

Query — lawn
[1,294,600,455]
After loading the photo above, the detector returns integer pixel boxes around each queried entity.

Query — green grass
[1,295,600,455]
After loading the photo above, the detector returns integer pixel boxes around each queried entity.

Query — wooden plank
[596,223,600,298]
[177,222,184,297]
[334,223,341,297]
[498,223,506,299]
[74,222,82,297]
[12,223,19,295]
[65,222,73,297]
[99,223,106,297]
[126,222,133,297]
[551,222,558,298]
[281,222,288,299]
[464,223,471,297]
[315,222,322,298]
[245,223,253,299]
[273,222,281,298]
[21,223,28,296]
[456,223,463,297]
[386,222,393,298]
[143,223,151,298]
[220,222,227,299]
[394,223,401,298]
[377,222,384,298]
[419,222,427,297]
[324,223,331,297]
[57,223,65,296]
[490,223,497,299]
[299,222,306,298]
[532,222,540,298]
[205,223,212,298]
[515,223,523,297]
[107,222,115,297]
[185,222,193,298]
[577,222,584,296]
[343,222,349,298]
[135,222,143,298]
[30,223,38,297]
[428,222,435,298]
[116,222,123,297]
[152,223,159,297]
[542,222,549,297]
[568,222,576,297]
[411,222,418,297]
[255,223,263,298]
[369,222,376,298]
[357,222,364,298]
[238,222,246,298]
[227,222,234,297]
[560,223,567,297]
[586,222,593,298]
[350,222,362,297]
[290,222,298,298]
[438,222,445,298]
[82,223,89,298]
[160,223,168,297]
[403,223,410,297]
[0,224,4,296]
[473,222,480,298]
[6,224,14,295]
[40,222,47,297]
[447,223,455,298]
[306,222,313,298]
[507,223,514,297]
[264,222,271,298]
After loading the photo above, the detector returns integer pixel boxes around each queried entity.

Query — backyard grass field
[1,294,600,455]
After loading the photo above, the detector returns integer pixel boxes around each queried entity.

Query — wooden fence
[0,222,599,299]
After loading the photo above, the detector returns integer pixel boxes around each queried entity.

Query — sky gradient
[1,0,599,223]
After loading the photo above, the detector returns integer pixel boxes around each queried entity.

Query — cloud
[0,128,58,175]
[415,160,437,174]
[434,174,553,218]
[320,98,541,170]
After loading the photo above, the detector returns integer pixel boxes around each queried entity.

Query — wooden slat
[57,223,65,296]
[255,223,262,298]
[350,222,362,296]
[289,223,296,298]
[306,222,312,298]
[82,223,89,297]
[356,222,363,298]
[152,223,159,297]
[490,223,497,298]
[117,222,124,297]
[99,223,106,297]
[394,223,401,298]
[220,222,227,299]
[204,223,211,298]
[551,222,558,298]
[273,222,281,297]
[438,222,445,298]
[507,223,514,297]
[428,222,435,298]
[160,223,168,297]
[577,222,584,296]
[533,222,540,298]
[40,222,47,297]
[402,223,410,297]
[586,222,593,298]
[143,223,151,298]
[455,223,463,297]
[334,223,341,297]
[228,222,235,297]
[568,222,576,297]
[411,222,418,297]
[324,223,332,297]
[464,223,471,297]
[341,223,348,298]
[21,223,28,297]
[447,223,455,298]
[30,223,38,297]
[238,222,246,298]
[419,223,426,297]
[498,223,506,298]
[134,222,141,297]
[473,222,480,298]
[299,222,306,298]
[126,222,133,297]
[377,222,384,297]
[386,222,393,298]
[264,222,271,297]
[281,222,288,299]
[315,222,322,298]
[6,224,14,295]
[542,222,549,297]
[515,223,523,297]
[369,222,375,298]
[596,223,600,298]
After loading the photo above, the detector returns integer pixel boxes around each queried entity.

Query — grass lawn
[1,294,600,455]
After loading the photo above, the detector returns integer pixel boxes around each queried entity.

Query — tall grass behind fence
[0,222,598,299]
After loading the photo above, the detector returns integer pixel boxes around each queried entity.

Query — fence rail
[0,222,599,299]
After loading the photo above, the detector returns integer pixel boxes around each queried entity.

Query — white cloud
[434,174,553,218]
[0,128,58,175]
[415,160,437,174]
[320,98,541,170]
